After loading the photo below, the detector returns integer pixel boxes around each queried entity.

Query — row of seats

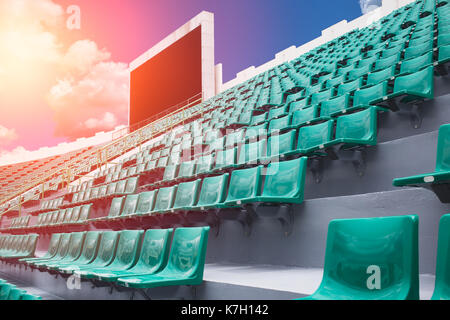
[0,234,39,260]
[20,227,209,290]
[300,213,450,300]
[0,279,41,300]
[89,157,307,229]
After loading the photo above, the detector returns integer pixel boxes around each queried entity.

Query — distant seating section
[300,215,419,300]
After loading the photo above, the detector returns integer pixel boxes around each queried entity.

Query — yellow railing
[0,93,204,216]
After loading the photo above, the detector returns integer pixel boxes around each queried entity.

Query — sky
[0,0,366,159]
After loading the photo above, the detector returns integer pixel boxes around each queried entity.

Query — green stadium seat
[151,186,177,215]
[35,232,86,270]
[213,147,238,172]
[366,66,396,86]
[404,40,434,60]
[393,124,450,202]
[268,114,291,134]
[116,227,210,289]
[86,229,172,283]
[244,123,267,142]
[237,139,267,167]
[320,94,351,118]
[264,130,297,161]
[431,214,450,300]
[0,283,16,300]
[60,231,119,275]
[20,233,62,264]
[399,51,434,75]
[76,230,143,280]
[27,233,71,268]
[170,180,201,212]
[299,215,419,300]
[55,231,102,273]
[175,161,196,182]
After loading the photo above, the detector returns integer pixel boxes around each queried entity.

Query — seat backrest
[393,65,434,98]
[0,284,16,300]
[134,228,173,273]
[66,232,86,261]
[110,230,144,268]
[313,215,419,300]
[54,233,72,259]
[214,147,237,170]
[162,227,210,281]
[70,206,82,222]
[135,191,156,214]
[63,208,74,223]
[434,124,450,172]
[78,204,92,222]
[152,186,177,213]
[297,120,334,151]
[238,139,266,165]
[432,213,450,299]
[162,165,178,181]
[108,197,124,218]
[335,107,377,145]
[77,231,102,264]
[44,233,62,258]
[196,174,229,208]
[121,195,139,216]
[225,166,262,203]
[92,231,120,266]
[267,130,296,158]
[320,94,349,117]
[172,180,201,210]
[125,177,138,194]
[262,157,308,203]
[353,81,388,107]
[177,161,195,179]
[195,155,214,176]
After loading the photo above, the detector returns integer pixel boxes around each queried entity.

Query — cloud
[359,0,382,14]
[0,125,18,147]
[0,0,130,148]
[48,60,130,139]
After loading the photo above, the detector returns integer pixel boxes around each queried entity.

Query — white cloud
[48,61,130,139]
[360,0,382,14]
[0,0,130,146]
[0,125,18,147]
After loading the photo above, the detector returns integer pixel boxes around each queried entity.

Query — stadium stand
[1,0,450,300]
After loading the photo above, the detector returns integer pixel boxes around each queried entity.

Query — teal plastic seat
[326,107,378,147]
[353,81,389,108]
[190,174,229,210]
[56,231,102,273]
[366,66,395,86]
[300,215,419,300]
[116,227,210,289]
[289,98,308,112]
[310,89,333,106]
[78,230,143,280]
[393,124,450,201]
[224,130,244,149]
[214,147,238,171]
[20,293,42,300]
[347,64,371,81]
[337,78,363,96]
[294,120,334,155]
[87,229,172,282]
[20,233,61,263]
[176,161,195,181]
[320,94,350,118]
[268,114,291,133]
[267,105,288,120]
[38,232,86,270]
[289,105,321,128]
[245,123,267,141]
[63,231,119,275]
[224,166,261,206]
[8,288,26,300]
[0,283,16,300]
[399,51,434,75]
[385,65,434,104]
[160,165,178,184]
[404,40,434,60]
[373,53,400,71]
[28,233,71,267]
[265,130,296,160]
[238,139,266,166]
[432,214,450,299]
[195,154,214,176]
[325,74,346,89]
[250,112,267,126]
[152,186,177,214]
[171,180,201,212]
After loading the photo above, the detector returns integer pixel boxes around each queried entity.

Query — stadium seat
[20,233,62,264]
[26,233,71,268]
[58,231,120,275]
[85,228,172,283]
[432,214,450,300]
[75,230,143,280]
[393,124,450,202]
[299,215,419,300]
[116,227,210,290]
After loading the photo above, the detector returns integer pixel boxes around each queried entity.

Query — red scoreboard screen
[129,26,203,128]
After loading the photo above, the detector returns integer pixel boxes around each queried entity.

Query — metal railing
[0,92,204,216]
